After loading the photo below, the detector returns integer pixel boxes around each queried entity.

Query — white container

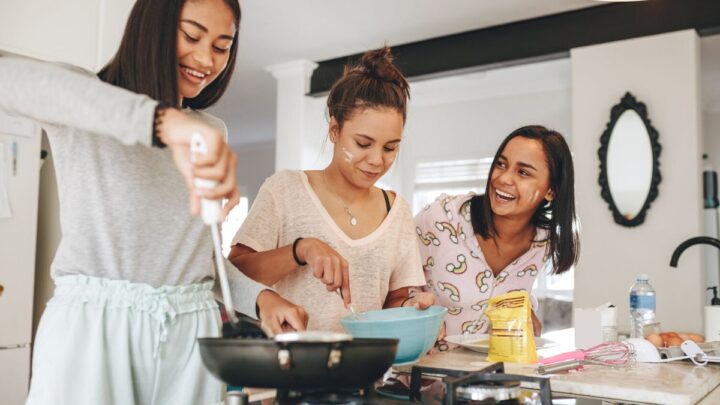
[705,305,720,342]
[575,303,617,348]
[602,306,618,342]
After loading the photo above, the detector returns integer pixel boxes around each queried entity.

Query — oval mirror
[598,92,661,227]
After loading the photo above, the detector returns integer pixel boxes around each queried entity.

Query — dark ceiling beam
[309,0,720,96]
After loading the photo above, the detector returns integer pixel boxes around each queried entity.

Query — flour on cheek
[341,147,355,164]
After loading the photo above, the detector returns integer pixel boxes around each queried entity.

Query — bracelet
[292,237,307,266]
[152,101,171,148]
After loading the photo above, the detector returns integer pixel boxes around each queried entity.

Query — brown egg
[667,336,684,347]
[659,333,671,347]
[645,333,664,348]
[687,333,705,343]
[665,331,680,338]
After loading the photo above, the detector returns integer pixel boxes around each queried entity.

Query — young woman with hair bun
[229,46,434,331]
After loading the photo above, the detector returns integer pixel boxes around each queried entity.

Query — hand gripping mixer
[191,133,249,337]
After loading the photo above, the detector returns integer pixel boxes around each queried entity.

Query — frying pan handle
[327,342,343,369]
[278,348,292,370]
[274,342,346,371]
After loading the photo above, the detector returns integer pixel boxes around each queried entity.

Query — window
[412,158,492,214]
[221,196,249,257]
[533,263,574,301]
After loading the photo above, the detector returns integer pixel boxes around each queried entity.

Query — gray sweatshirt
[0,54,268,318]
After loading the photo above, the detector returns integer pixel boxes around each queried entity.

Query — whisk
[538,342,635,374]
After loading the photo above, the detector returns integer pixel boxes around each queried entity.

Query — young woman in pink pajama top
[415,125,579,351]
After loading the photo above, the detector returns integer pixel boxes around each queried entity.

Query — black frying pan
[198,336,398,389]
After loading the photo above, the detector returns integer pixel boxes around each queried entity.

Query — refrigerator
[0,111,41,404]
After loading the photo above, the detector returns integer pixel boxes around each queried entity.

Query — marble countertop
[407,348,720,405]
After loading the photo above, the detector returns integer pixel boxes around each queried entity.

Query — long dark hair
[97,0,240,109]
[326,45,410,128]
[468,125,579,275]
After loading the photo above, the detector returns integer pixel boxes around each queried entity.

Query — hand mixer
[191,133,258,338]
[537,341,635,374]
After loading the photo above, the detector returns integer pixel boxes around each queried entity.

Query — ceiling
[209,0,603,146]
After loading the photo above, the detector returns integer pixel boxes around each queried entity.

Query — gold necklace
[322,170,358,226]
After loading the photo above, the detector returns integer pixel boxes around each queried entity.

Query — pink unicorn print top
[414,193,549,351]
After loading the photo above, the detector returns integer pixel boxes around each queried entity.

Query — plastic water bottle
[629,274,656,338]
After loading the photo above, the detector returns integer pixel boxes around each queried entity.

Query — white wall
[232,141,276,204]
[702,112,720,295]
[572,30,704,333]
[96,0,136,68]
[706,113,720,172]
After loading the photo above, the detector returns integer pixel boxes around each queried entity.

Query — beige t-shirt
[232,170,426,331]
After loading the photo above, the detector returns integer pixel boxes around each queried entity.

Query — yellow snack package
[484,290,537,364]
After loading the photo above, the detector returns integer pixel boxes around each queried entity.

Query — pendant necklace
[323,170,358,226]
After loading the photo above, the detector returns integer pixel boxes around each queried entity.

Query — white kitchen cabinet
[0,346,31,404]
[0,0,135,70]
[0,114,40,404]
[0,0,100,69]
[0,115,41,347]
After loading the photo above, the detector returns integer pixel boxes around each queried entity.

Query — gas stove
[225,362,556,405]
[403,362,552,405]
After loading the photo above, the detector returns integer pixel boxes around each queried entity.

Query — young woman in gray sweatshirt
[0,0,307,404]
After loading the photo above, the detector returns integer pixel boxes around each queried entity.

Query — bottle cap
[708,286,720,306]
[636,273,649,281]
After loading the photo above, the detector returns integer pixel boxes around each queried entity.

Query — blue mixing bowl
[340,305,447,365]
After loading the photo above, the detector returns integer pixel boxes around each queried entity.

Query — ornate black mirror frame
[598,92,662,227]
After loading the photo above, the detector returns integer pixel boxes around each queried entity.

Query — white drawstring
[150,294,178,358]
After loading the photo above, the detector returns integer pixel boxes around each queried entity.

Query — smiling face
[329,107,404,189]
[488,136,554,219]
[176,0,236,102]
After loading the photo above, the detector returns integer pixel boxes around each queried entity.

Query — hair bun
[327,44,410,128]
[360,46,403,84]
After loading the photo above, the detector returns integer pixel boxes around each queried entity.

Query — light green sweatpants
[26,274,223,405]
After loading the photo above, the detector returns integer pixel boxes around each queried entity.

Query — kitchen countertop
[403,347,720,405]
[211,328,720,405]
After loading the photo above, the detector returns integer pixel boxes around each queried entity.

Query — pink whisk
[539,342,635,368]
